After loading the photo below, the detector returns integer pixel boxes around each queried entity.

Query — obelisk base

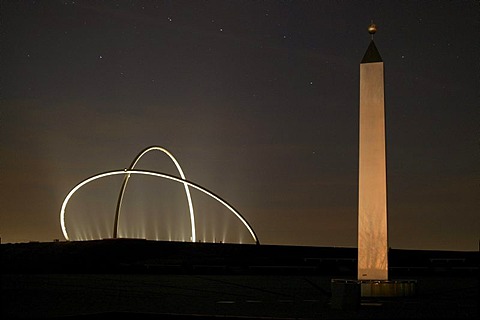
[360,279,416,297]
[330,279,417,309]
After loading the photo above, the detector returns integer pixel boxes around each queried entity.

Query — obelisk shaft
[358,41,388,281]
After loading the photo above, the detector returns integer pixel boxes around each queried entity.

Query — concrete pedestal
[331,278,416,309]
[360,279,417,297]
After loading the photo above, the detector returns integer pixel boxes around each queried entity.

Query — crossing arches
[113,146,196,241]
[60,170,260,245]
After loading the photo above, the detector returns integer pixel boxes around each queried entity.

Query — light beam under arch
[60,170,260,245]
[114,146,196,242]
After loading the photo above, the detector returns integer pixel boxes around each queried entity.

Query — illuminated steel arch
[114,146,196,242]
[60,170,260,245]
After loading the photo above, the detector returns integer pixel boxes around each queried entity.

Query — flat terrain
[2,273,477,319]
[2,240,477,319]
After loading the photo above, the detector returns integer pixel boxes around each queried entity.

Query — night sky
[1,1,478,250]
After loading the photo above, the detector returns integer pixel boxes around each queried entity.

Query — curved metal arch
[114,146,196,242]
[60,170,260,245]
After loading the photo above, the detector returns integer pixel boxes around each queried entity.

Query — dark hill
[1,239,478,276]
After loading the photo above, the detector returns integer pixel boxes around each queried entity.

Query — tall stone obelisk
[357,23,388,281]
[332,24,414,302]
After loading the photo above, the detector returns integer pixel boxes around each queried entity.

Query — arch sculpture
[113,146,196,241]
[59,152,260,245]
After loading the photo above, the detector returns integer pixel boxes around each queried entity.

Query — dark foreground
[1,240,478,319]
[2,274,477,319]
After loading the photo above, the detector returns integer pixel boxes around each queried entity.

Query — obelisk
[357,23,388,281]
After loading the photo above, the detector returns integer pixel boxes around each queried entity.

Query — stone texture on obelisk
[358,40,388,281]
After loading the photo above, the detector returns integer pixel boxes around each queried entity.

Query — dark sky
[1,0,478,250]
